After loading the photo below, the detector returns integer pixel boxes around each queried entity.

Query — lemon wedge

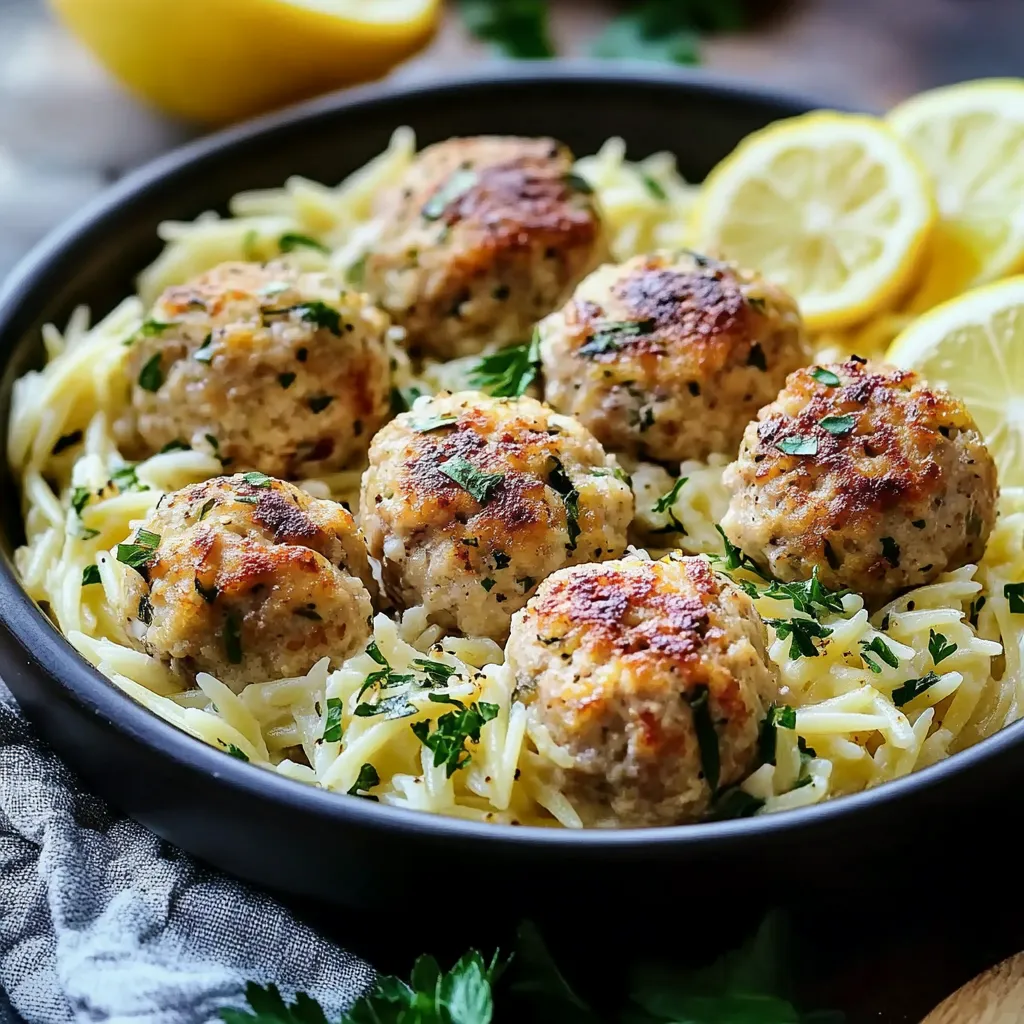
[690,112,936,332]
[887,275,1024,486]
[49,0,441,124]
[888,79,1024,312]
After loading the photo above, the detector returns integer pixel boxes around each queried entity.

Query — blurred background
[1,0,1023,276]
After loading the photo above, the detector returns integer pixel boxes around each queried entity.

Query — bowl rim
[2,61,1019,850]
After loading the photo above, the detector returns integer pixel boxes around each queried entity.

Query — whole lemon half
[49,0,441,124]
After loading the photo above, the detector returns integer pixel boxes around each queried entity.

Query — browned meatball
[113,475,375,690]
[722,359,999,606]
[124,261,391,478]
[506,554,778,827]
[538,250,810,462]
[363,136,609,359]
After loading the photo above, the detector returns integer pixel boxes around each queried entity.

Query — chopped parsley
[481,577,497,592]
[263,301,342,336]
[307,394,334,414]
[347,763,380,799]
[892,672,941,708]
[707,787,765,821]
[277,372,296,389]
[222,743,249,762]
[412,658,459,685]
[457,0,554,58]
[685,685,720,792]
[517,576,536,592]
[52,430,83,455]
[194,578,219,603]
[969,595,987,628]
[928,629,957,665]
[758,703,796,766]
[761,568,847,618]
[137,353,164,392]
[410,699,500,777]
[563,172,594,195]
[810,366,841,387]
[278,232,329,255]
[468,331,541,397]
[775,434,818,457]
[578,318,656,357]
[492,551,511,570]
[138,319,172,338]
[713,525,769,579]
[651,476,688,533]
[241,471,273,488]
[746,343,767,371]
[547,456,580,551]
[194,334,214,363]
[158,439,191,453]
[412,414,458,433]
[322,697,343,743]
[819,413,856,435]
[365,640,388,666]
[224,612,243,665]
[137,595,153,625]
[115,529,160,570]
[352,694,417,721]
[1004,582,1024,613]
[640,172,667,200]
[881,536,900,567]
[81,564,101,586]
[439,455,504,504]
[422,168,479,220]
[766,616,833,659]
[391,385,424,412]
[346,253,368,286]
[861,636,899,673]
[110,463,148,493]
[71,486,90,516]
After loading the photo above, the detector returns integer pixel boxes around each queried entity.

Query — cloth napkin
[0,684,374,1024]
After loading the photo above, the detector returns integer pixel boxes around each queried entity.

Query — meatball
[538,250,810,462]
[359,391,633,641]
[363,136,609,359]
[114,475,375,690]
[125,261,391,478]
[721,359,999,606]
[506,554,778,827]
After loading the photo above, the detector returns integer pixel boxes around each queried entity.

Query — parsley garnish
[928,629,957,665]
[241,471,272,488]
[547,456,580,551]
[158,439,191,453]
[194,577,219,603]
[353,694,417,720]
[685,685,720,792]
[413,658,459,685]
[517,576,536,592]
[322,697,343,743]
[222,743,249,762]
[439,456,504,504]
[391,385,423,412]
[137,353,164,392]
[263,301,341,336]
[762,567,847,618]
[111,463,147,493]
[651,476,688,533]
[881,536,900,567]
[410,699,500,777]
[365,640,388,666]
[775,434,818,456]
[115,529,160,570]
[224,612,243,665]
[708,787,766,821]
[563,172,594,195]
[468,332,541,397]
[492,551,511,570]
[277,372,296,389]
[640,172,667,200]
[810,366,841,387]
[194,333,214,363]
[423,168,479,220]
[278,232,329,254]
[481,577,497,592]
[892,672,941,708]
[819,413,856,435]
[413,414,458,433]
[578,318,655,357]
[71,486,90,516]
[52,430,82,455]
[457,0,553,57]
[81,564,101,586]
[861,636,899,673]
[347,763,380,799]
[138,319,172,338]
[1005,583,1024,613]
[758,703,796,766]
[713,525,769,579]
[307,395,334,414]
[969,595,987,628]
[346,253,368,286]
[766,616,833,659]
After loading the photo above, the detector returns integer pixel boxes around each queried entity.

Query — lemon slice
[888,79,1024,312]
[50,0,441,123]
[886,275,1024,486]
[690,112,936,332]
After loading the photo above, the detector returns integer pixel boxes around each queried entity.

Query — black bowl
[2,65,1022,912]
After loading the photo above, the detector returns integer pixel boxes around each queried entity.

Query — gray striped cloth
[0,685,372,1024]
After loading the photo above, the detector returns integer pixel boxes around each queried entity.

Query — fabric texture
[0,684,373,1024]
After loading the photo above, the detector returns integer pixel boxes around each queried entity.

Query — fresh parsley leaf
[469,332,541,397]
[353,694,417,720]
[277,372,296,389]
[321,697,344,743]
[685,684,719,792]
[492,550,511,570]
[766,616,833,659]
[810,366,841,387]
[762,568,848,618]
[158,439,191,453]
[411,700,500,777]
[928,629,957,665]
[547,456,581,551]
[819,413,856,435]
[713,525,769,580]
[346,254,368,286]
[137,353,164,392]
[241,471,273,488]
[591,5,700,64]
[423,167,479,220]
[223,743,249,762]
[116,529,161,570]
[307,394,334,414]
[71,486,91,516]
[776,434,818,456]
[81,564,101,586]
[413,414,459,433]
[365,639,388,666]
[563,172,595,195]
[391,385,424,413]
[881,536,900,567]
[758,703,796,766]
[892,672,941,708]
[194,577,219,603]
[194,333,215,363]
[652,476,688,515]
[457,0,554,58]
[413,658,459,685]
[138,318,172,338]
[110,463,148,493]
[481,578,497,592]
[578,318,655,357]
[439,455,504,504]
[1005,582,1024,613]
[861,636,899,673]
[278,232,329,255]
[707,787,766,821]
[347,763,380,799]
[219,983,328,1024]
[224,612,243,665]
[264,301,342,336]
[52,430,83,455]
[640,172,668,201]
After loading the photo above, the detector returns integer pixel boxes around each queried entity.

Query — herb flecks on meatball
[538,250,810,462]
[113,475,375,690]
[507,554,779,827]
[125,261,391,478]
[358,391,634,642]
[364,136,609,359]
[721,359,999,606]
